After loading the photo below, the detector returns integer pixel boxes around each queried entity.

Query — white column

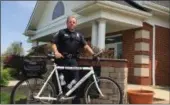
[97,19,106,50]
[91,21,98,47]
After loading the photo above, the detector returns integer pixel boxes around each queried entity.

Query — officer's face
[67,17,77,31]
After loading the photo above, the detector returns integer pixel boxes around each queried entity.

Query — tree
[4,41,24,56]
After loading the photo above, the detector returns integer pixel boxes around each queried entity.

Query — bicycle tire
[10,77,56,104]
[84,77,123,104]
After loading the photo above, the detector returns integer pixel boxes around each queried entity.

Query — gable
[24,1,86,35]
[35,1,86,30]
[24,1,48,35]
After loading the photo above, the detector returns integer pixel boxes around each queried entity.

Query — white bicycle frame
[34,63,104,101]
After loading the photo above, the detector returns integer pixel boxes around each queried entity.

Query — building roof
[23,1,169,37]
[23,1,48,36]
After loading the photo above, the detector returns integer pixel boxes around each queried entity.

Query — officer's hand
[92,54,100,61]
[54,52,64,59]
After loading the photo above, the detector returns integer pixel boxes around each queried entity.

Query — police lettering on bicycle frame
[51,16,95,104]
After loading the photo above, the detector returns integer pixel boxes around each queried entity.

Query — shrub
[0,69,12,86]
[7,68,18,79]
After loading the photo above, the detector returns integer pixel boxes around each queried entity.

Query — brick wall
[107,28,138,84]
[155,25,170,86]
[142,23,153,85]
[122,23,153,85]
[122,29,136,83]
[121,23,170,86]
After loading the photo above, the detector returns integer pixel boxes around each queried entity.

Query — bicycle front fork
[92,74,104,97]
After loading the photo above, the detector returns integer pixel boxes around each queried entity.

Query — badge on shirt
[76,33,79,38]
[64,33,69,37]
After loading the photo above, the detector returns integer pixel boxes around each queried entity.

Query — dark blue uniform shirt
[51,28,87,55]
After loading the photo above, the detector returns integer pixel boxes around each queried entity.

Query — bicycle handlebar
[93,50,103,57]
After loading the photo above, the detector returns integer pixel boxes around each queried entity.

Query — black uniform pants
[52,58,80,104]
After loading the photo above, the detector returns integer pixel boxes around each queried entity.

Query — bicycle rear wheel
[84,77,123,104]
[10,77,56,104]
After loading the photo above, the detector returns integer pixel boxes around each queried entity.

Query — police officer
[51,16,95,104]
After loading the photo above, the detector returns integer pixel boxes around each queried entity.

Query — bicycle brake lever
[93,57,100,66]
[96,57,100,65]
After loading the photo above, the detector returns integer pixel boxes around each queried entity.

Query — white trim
[30,8,145,41]
[97,19,106,49]
[73,1,152,19]
[24,1,38,35]
[115,42,122,59]
[37,15,67,33]
[99,1,152,18]
[30,14,80,40]
[24,30,36,36]
[152,25,156,86]
[142,1,169,16]
[30,1,151,41]
[145,1,170,13]
[106,34,122,38]
[91,21,98,47]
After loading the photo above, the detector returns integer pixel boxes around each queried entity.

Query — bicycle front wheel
[10,77,56,104]
[84,77,123,104]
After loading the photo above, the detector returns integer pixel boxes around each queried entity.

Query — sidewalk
[7,80,19,86]
[127,84,170,103]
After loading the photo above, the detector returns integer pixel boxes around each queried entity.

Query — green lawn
[0,92,10,104]
[0,91,26,104]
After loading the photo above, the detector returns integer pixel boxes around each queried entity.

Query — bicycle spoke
[84,77,123,104]
[11,77,56,104]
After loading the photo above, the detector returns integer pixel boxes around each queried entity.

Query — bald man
[51,16,94,104]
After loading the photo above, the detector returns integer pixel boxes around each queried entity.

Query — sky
[1,1,36,55]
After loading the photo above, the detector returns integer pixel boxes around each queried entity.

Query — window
[52,1,65,20]
[116,42,123,59]
[105,35,123,59]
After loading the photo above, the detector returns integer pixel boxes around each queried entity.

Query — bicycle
[10,51,123,104]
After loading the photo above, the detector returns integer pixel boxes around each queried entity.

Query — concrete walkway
[7,80,19,86]
[127,84,170,103]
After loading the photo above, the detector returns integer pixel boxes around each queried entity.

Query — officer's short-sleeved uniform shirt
[51,28,87,55]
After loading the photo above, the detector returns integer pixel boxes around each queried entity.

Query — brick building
[24,1,170,86]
